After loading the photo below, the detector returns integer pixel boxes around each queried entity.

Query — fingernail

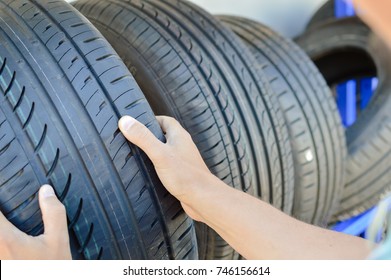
[41,185,56,198]
[119,116,136,131]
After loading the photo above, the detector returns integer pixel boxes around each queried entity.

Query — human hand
[0,185,72,260]
[119,116,214,221]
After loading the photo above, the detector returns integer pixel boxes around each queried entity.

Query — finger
[119,116,164,161]
[155,116,190,145]
[39,185,68,238]
[156,116,182,136]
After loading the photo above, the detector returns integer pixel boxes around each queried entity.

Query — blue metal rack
[331,0,381,239]
[333,195,391,242]
[334,0,378,128]
[335,0,355,18]
[336,78,378,127]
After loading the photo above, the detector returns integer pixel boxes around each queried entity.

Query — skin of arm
[119,116,374,259]
[353,0,391,50]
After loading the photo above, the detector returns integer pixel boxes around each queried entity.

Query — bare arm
[119,116,374,259]
[353,0,391,49]
[184,176,373,259]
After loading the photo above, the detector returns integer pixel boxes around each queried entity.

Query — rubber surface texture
[0,0,197,260]
[221,16,346,225]
[306,0,335,30]
[297,17,391,221]
[75,0,295,259]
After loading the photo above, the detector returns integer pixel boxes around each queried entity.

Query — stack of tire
[0,0,387,260]
[296,0,391,222]
[0,0,196,260]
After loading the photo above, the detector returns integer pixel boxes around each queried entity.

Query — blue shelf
[331,0,380,239]
[332,196,391,242]
[336,80,357,127]
[336,78,378,127]
[335,0,355,18]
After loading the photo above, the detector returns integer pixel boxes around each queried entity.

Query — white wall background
[68,0,328,38]
[189,0,328,38]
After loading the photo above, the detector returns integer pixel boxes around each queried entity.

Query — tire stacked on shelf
[219,16,346,226]
[297,17,391,221]
[74,0,295,260]
[0,0,197,260]
[306,0,335,30]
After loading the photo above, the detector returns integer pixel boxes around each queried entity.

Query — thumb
[119,116,165,162]
[39,185,68,238]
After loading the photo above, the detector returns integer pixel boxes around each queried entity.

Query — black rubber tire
[0,0,197,260]
[306,0,335,30]
[220,16,346,225]
[75,0,294,260]
[297,17,391,221]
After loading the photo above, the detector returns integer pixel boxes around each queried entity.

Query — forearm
[119,116,375,260]
[354,0,391,49]
[186,174,374,260]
